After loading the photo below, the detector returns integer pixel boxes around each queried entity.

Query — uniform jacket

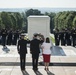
[30,38,43,54]
[17,39,30,54]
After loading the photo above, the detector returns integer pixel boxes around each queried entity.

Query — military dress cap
[33,33,38,35]
[33,33,39,38]
[20,33,26,36]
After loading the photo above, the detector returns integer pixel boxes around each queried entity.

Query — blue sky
[0,0,76,8]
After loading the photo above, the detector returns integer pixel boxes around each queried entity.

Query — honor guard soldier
[60,29,65,46]
[65,29,71,46]
[71,28,76,47]
[1,28,7,49]
[54,28,60,46]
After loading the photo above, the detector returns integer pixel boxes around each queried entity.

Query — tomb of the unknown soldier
[27,15,50,39]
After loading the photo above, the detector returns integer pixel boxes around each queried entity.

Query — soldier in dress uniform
[71,28,76,47]
[65,29,71,46]
[30,34,43,71]
[7,30,13,45]
[1,28,7,49]
[13,30,19,45]
[54,28,60,46]
[60,29,65,46]
[17,34,30,71]
[0,30,1,45]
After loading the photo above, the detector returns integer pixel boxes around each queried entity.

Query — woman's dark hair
[46,37,50,43]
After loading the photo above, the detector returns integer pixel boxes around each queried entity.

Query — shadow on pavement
[47,71,55,75]
[34,70,43,75]
[22,70,29,75]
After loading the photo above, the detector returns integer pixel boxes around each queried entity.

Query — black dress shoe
[35,68,38,71]
[32,68,35,70]
[21,68,25,71]
[33,68,37,71]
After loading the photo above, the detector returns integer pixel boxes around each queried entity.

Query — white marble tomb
[27,16,50,39]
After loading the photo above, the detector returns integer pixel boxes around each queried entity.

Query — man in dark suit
[17,34,30,71]
[30,34,43,71]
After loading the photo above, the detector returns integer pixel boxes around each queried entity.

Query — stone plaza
[0,45,76,75]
